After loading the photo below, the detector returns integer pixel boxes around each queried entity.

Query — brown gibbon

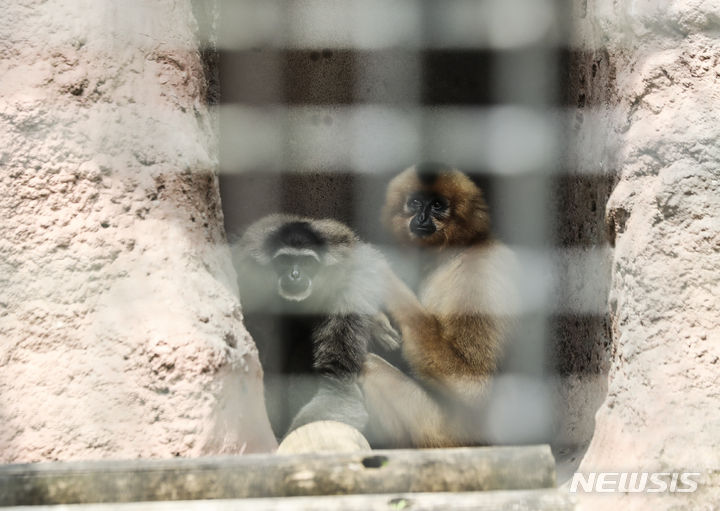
[361,162,519,448]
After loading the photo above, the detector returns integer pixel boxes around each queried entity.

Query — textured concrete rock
[552,20,618,478]
[570,1,720,509]
[0,491,576,511]
[0,0,276,461]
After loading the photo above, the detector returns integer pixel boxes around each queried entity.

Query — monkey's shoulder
[329,243,390,315]
[419,241,519,315]
[422,241,508,283]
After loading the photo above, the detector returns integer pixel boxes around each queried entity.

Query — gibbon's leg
[288,377,369,434]
[361,354,467,448]
[286,314,373,435]
[287,312,401,436]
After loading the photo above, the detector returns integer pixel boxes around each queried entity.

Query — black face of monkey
[406,192,449,237]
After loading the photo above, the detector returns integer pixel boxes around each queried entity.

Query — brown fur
[365,164,518,448]
[381,167,490,248]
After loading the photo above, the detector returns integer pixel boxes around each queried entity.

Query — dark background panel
[420,50,493,105]
[218,49,574,106]
[216,39,609,385]
[221,170,499,245]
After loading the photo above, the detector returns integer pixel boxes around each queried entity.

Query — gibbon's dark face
[265,221,326,302]
[405,191,450,238]
[382,164,491,248]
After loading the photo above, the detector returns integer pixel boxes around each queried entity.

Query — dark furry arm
[312,314,373,378]
[286,314,374,433]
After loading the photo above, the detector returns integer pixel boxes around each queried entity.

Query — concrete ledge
[0,446,556,506]
[2,489,574,511]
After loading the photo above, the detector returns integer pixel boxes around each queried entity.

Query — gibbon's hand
[371,312,402,351]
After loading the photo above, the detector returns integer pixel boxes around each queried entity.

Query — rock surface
[0,0,276,462]
[570,1,720,509]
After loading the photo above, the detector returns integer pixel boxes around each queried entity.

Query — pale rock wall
[553,4,618,478]
[571,1,720,509]
[0,0,276,462]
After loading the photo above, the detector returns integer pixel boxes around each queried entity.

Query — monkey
[232,214,400,440]
[361,162,519,448]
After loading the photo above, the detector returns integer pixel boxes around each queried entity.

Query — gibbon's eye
[272,254,320,276]
[407,198,422,210]
[297,255,321,274]
[272,254,293,269]
[431,198,449,212]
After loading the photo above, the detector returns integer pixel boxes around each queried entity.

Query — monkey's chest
[418,258,465,308]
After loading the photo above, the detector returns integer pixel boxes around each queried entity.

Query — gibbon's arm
[361,353,466,448]
[381,263,501,401]
[312,314,372,377]
[381,269,450,375]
